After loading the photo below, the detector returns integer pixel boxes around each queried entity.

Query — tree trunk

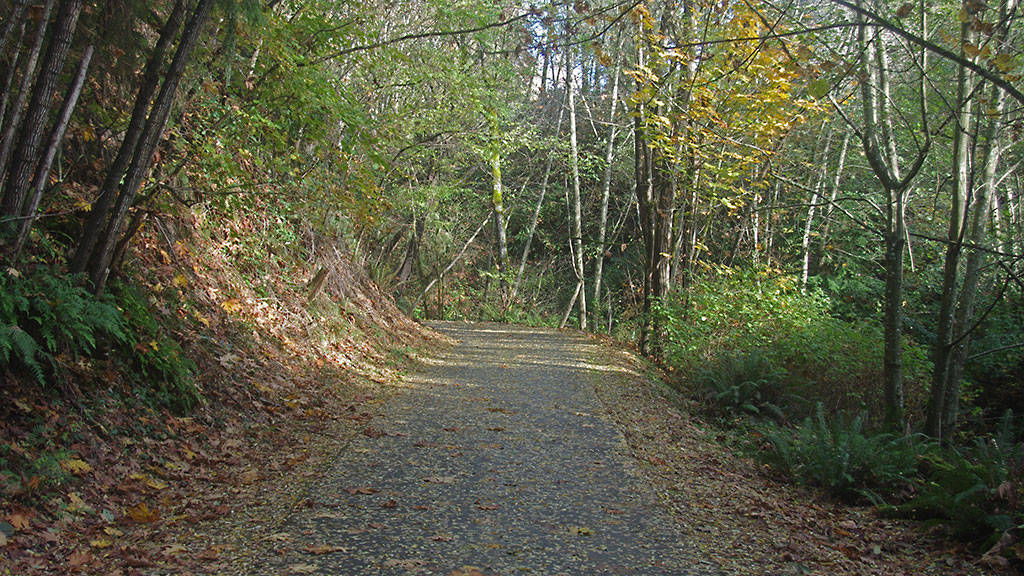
[592,52,621,330]
[0,0,53,190]
[0,0,69,233]
[850,0,930,429]
[926,15,975,439]
[0,0,29,60]
[82,0,212,295]
[801,127,832,291]
[10,44,92,258]
[395,209,423,286]
[511,103,563,303]
[929,0,1014,440]
[69,0,187,277]
[567,42,586,330]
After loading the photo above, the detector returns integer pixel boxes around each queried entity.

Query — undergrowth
[756,403,924,502]
[1,266,127,384]
[661,266,1024,562]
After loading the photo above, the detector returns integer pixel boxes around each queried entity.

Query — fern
[758,403,923,501]
[1,267,129,385]
[0,325,45,384]
[697,350,788,420]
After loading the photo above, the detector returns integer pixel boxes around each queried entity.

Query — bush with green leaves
[111,281,199,413]
[696,349,788,420]
[885,411,1023,551]
[0,267,127,384]
[757,403,925,502]
[658,266,909,421]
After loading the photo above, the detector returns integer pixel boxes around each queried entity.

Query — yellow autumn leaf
[221,298,242,313]
[126,502,160,523]
[60,459,92,475]
[992,53,1016,72]
[173,274,189,288]
[89,538,113,549]
[67,492,90,513]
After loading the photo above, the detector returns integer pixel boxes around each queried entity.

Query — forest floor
[1,320,1019,575]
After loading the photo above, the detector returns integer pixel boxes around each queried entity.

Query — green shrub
[0,267,128,384]
[658,266,912,422]
[885,411,1023,551]
[696,349,788,420]
[758,403,924,502]
[112,281,200,413]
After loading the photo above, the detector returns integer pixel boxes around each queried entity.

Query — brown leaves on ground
[0,234,438,575]
[586,335,1017,576]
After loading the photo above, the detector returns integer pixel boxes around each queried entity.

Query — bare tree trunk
[413,213,491,313]
[849,0,930,429]
[83,0,212,295]
[801,127,832,291]
[10,44,92,258]
[567,42,586,330]
[927,13,975,438]
[69,0,187,277]
[0,0,29,59]
[0,0,53,190]
[928,0,1015,440]
[819,131,850,258]
[943,79,1006,438]
[592,51,621,330]
[1,0,79,223]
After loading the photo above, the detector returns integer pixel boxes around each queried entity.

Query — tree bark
[0,0,64,229]
[511,102,563,303]
[567,42,587,330]
[849,0,930,429]
[69,0,188,277]
[928,0,1014,440]
[82,0,212,295]
[926,13,975,439]
[0,0,52,186]
[10,44,92,258]
[592,51,621,330]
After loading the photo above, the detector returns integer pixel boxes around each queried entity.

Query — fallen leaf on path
[67,550,92,568]
[568,525,593,536]
[288,564,319,574]
[162,544,188,555]
[61,459,92,475]
[345,486,378,495]
[8,513,30,531]
[422,476,456,484]
[126,502,160,523]
[449,567,487,576]
[303,544,346,555]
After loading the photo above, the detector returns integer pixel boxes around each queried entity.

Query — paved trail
[255,322,709,575]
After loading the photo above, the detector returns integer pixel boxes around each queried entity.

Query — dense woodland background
[1,0,1024,568]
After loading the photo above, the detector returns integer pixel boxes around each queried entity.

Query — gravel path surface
[253,322,712,575]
